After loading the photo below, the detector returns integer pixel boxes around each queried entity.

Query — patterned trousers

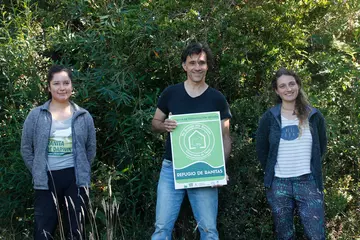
[266,174,325,240]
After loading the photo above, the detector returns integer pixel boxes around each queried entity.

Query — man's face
[182,51,208,83]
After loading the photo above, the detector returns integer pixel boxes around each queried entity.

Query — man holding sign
[151,42,231,240]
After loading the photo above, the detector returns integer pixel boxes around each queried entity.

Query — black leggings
[34,167,87,240]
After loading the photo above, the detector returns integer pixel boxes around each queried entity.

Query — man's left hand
[211,174,229,188]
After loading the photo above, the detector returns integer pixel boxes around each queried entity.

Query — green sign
[169,111,227,189]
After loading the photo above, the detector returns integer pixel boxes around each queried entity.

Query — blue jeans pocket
[162,159,172,167]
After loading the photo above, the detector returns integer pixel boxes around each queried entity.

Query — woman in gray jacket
[21,65,96,240]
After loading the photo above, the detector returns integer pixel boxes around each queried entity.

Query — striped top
[274,116,312,178]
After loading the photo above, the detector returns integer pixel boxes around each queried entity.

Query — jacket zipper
[72,111,86,187]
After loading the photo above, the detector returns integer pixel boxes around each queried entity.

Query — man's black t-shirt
[157,82,232,161]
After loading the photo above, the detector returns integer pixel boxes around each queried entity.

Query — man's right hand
[164,118,177,132]
[152,109,178,133]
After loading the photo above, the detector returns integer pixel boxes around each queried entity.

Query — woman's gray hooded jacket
[21,100,96,190]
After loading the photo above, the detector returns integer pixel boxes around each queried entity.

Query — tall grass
[41,176,124,240]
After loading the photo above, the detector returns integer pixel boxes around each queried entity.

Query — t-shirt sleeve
[157,86,170,115]
[218,93,232,120]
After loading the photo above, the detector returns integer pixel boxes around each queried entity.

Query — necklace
[281,106,296,115]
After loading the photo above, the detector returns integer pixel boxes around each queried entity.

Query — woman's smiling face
[48,71,73,103]
[275,75,299,103]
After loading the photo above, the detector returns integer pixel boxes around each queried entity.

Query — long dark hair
[272,68,310,127]
[47,65,73,100]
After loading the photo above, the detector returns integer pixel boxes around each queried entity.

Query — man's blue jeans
[266,174,325,240]
[151,159,219,240]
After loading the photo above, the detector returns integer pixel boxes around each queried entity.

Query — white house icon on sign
[189,130,206,149]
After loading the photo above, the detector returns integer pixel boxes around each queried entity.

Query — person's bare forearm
[223,134,232,162]
[151,118,166,133]
[152,118,177,133]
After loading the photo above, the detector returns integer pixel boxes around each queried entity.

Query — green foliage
[1,0,359,239]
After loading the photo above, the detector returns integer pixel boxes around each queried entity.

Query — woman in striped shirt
[256,68,327,240]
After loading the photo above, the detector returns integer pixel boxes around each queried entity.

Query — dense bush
[0,0,359,239]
